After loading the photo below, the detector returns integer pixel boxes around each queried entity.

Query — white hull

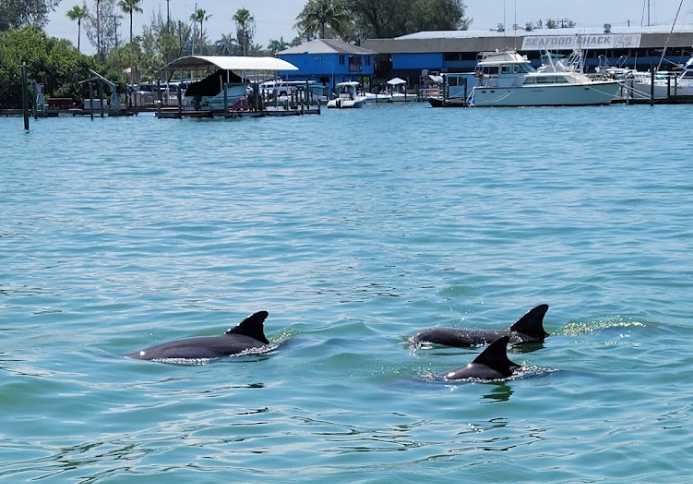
[326,97,366,109]
[363,92,392,103]
[471,81,621,107]
[632,80,693,99]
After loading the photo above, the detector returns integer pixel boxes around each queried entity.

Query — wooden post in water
[98,80,105,117]
[156,79,162,118]
[650,66,655,105]
[177,73,183,118]
[32,81,38,120]
[88,82,94,120]
[21,63,29,130]
[463,77,468,107]
[223,82,229,115]
[442,74,448,107]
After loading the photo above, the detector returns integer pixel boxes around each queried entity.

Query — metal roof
[164,55,298,71]
[279,39,375,55]
[363,26,693,54]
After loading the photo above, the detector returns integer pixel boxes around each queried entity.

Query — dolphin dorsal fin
[225,311,270,344]
[471,336,517,377]
[510,304,549,338]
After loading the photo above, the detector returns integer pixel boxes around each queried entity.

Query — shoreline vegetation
[1,0,580,109]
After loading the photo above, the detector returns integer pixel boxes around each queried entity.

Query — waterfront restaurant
[362,25,693,79]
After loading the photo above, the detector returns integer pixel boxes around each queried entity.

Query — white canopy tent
[386,77,407,86]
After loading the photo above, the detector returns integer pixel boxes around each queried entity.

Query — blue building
[363,26,693,78]
[277,39,375,90]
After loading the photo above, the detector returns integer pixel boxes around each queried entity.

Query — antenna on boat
[656,0,685,71]
[513,0,517,50]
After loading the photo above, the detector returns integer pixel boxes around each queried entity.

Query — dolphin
[411,304,549,348]
[439,336,520,381]
[126,311,271,361]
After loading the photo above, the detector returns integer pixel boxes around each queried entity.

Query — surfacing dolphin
[126,310,271,361]
[411,304,549,348]
[439,336,520,381]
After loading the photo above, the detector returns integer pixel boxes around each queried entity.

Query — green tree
[233,8,255,56]
[117,0,143,47]
[66,3,89,52]
[215,33,236,55]
[0,0,62,32]
[85,0,119,60]
[117,0,143,83]
[267,36,289,55]
[0,25,122,108]
[407,0,470,33]
[190,8,211,54]
[345,0,469,39]
[295,0,351,40]
[544,18,576,29]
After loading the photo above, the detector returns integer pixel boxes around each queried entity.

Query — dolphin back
[470,336,519,377]
[509,304,549,340]
[226,311,270,344]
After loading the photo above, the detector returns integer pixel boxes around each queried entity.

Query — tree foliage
[344,0,469,39]
[233,8,255,56]
[84,0,120,57]
[66,3,89,52]
[0,25,121,108]
[543,18,577,29]
[0,0,62,31]
[294,0,351,41]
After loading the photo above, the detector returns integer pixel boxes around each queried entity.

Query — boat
[326,81,367,109]
[631,54,693,98]
[427,96,469,107]
[469,50,621,107]
[163,55,299,113]
[184,69,249,111]
[362,92,392,103]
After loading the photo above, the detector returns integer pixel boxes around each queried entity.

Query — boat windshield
[478,63,535,76]
[523,75,572,85]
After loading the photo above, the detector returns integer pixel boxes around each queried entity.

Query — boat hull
[427,96,469,108]
[470,81,620,107]
[185,84,248,111]
[326,98,366,109]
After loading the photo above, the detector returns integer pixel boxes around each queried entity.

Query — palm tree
[215,33,236,56]
[66,4,89,52]
[117,0,143,84]
[117,0,143,47]
[232,8,255,56]
[267,37,289,55]
[294,0,350,40]
[190,8,212,54]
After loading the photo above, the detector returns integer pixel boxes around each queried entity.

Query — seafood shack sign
[521,34,642,51]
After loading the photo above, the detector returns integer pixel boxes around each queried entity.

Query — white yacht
[632,55,693,99]
[469,50,620,107]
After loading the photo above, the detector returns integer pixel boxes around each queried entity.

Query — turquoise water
[1,103,693,483]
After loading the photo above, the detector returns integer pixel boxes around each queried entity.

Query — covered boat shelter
[162,55,308,117]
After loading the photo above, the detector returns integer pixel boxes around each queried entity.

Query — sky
[45,0,693,55]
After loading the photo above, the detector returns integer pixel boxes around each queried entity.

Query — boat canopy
[164,55,298,72]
